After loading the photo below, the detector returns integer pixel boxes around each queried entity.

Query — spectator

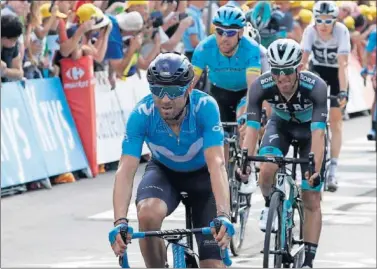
[58,0,77,25]
[132,0,193,54]
[124,0,149,22]
[101,11,143,83]
[338,1,358,21]
[53,4,108,77]
[202,1,220,34]
[59,4,110,60]
[227,0,247,9]
[117,11,161,81]
[1,0,31,60]
[1,15,24,82]
[23,3,68,79]
[276,1,295,38]
[183,1,207,61]
[291,6,313,42]
[1,0,30,19]
[104,0,127,15]
[75,4,112,63]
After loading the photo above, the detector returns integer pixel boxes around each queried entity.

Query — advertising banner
[95,72,126,164]
[346,54,375,114]
[1,82,49,188]
[23,78,89,176]
[60,56,97,176]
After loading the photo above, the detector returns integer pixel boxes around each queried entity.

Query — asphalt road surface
[2,114,376,268]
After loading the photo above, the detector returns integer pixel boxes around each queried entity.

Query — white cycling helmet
[243,22,261,44]
[313,1,339,18]
[267,39,302,68]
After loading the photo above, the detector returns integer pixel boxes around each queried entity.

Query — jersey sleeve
[246,43,262,75]
[309,78,328,131]
[301,26,314,53]
[197,96,224,149]
[191,40,206,77]
[246,79,265,130]
[337,25,351,55]
[121,106,147,158]
[365,31,377,53]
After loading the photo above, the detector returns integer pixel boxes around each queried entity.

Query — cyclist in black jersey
[238,39,328,268]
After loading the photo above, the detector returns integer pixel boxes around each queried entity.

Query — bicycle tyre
[263,191,283,268]
[292,199,305,268]
[230,193,251,256]
[228,161,241,256]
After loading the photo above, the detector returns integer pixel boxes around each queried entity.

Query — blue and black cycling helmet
[250,1,272,31]
[147,52,194,86]
[212,5,246,29]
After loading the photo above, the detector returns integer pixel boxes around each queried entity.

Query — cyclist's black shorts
[136,160,221,261]
[210,84,247,122]
[310,65,340,108]
[259,115,322,192]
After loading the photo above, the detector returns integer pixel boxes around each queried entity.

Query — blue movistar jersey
[191,35,261,91]
[366,29,376,53]
[122,90,224,172]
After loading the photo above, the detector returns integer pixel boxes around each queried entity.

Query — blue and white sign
[23,78,89,176]
[1,82,49,188]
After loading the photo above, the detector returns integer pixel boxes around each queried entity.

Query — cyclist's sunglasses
[149,84,190,100]
[315,18,335,25]
[215,27,239,37]
[271,67,296,76]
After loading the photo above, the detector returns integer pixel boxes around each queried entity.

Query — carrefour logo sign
[65,67,85,81]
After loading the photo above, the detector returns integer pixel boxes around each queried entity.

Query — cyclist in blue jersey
[109,52,234,268]
[361,29,376,141]
[191,5,261,123]
[247,1,287,49]
[238,39,328,268]
[191,4,261,194]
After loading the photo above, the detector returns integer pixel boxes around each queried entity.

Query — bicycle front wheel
[263,191,283,268]
[230,193,251,256]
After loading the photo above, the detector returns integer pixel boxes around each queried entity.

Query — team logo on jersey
[261,76,273,85]
[148,138,203,162]
[300,73,316,89]
[275,103,312,111]
[261,76,275,89]
[195,96,212,113]
[137,102,154,116]
[300,74,316,85]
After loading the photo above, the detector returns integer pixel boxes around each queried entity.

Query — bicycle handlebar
[221,122,239,127]
[240,149,316,178]
[119,227,232,268]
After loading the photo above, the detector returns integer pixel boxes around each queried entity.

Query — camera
[150,10,164,28]
[178,13,188,21]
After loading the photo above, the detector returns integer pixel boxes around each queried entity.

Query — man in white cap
[106,10,162,84]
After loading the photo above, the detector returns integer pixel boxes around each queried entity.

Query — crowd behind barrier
[1,0,376,195]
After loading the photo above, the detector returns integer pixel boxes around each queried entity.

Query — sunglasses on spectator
[271,67,297,76]
[149,84,190,99]
[315,18,335,25]
[215,27,239,37]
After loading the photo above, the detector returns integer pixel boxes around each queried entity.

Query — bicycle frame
[275,148,303,261]
[241,150,313,266]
